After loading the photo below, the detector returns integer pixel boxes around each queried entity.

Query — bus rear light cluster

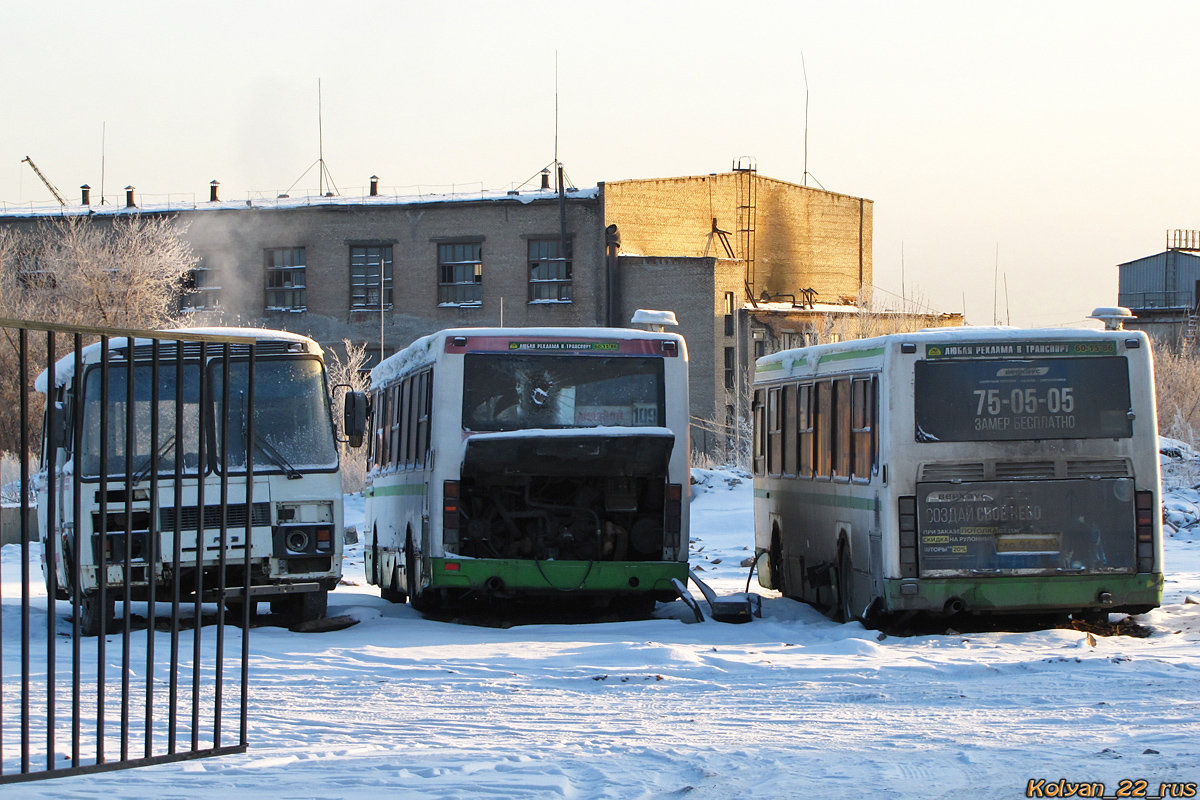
[1135,490,1155,572]
[898,496,918,578]
[665,483,683,548]
[443,480,460,533]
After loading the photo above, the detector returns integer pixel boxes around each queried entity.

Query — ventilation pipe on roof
[210,180,220,202]
[81,185,90,206]
[125,186,136,208]
[370,175,379,196]
[540,168,551,191]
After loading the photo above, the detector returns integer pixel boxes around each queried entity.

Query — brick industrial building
[1,165,960,451]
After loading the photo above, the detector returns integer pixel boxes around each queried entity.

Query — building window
[182,261,221,311]
[350,245,393,309]
[724,291,735,336]
[528,238,572,303]
[438,242,482,306]
[265,247,306,311]
[724,347,735,390]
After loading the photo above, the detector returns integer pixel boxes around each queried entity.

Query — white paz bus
[354,327,690,615]
[37,328,344,635]
[752,325,1163,623]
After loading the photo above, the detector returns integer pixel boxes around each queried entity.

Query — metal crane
[21,156,66,205]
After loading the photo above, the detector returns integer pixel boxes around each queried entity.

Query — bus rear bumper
[429,558,688,597]
[883,573,1163,616]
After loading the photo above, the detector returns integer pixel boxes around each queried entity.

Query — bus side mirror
[344,391,368,448]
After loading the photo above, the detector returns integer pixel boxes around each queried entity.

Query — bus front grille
[160,502,271,532]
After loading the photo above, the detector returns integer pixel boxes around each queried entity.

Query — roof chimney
[125,186,136,208]
[370,175,379,197]
[81,184,91,206]
[210,180,220,202]
[540,168,551,191]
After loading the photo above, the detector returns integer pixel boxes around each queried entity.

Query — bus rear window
[914,357,1132,442]
[463,354,664,431]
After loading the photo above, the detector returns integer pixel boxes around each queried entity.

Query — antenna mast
[802,53,810,188]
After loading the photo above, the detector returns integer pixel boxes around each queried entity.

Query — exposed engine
[453,475,666,562]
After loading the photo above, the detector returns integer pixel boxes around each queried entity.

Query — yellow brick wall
[602,172,872,305]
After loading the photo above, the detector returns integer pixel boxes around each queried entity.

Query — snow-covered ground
[4,461,1200,798]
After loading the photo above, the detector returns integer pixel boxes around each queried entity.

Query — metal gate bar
[0,318,256,784]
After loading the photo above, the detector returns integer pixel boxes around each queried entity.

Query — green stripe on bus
[428,558,688,593]
[817,347,885,365]
[368,483,428,497]
[883,573,1162,612]
[755,361,785,373]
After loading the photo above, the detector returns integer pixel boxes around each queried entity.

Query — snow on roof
[34,327,321,392]
[370,326,685,390]
[0,186,601,219]
[755,324,1145,372]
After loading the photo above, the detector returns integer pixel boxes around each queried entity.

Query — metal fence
[0,318,256,784]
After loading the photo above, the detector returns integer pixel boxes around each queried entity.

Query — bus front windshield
[462,353,665,432]
[79,356,337,478]
[213,357,338,472]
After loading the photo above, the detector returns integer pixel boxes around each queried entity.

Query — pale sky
[3,1,1197,327]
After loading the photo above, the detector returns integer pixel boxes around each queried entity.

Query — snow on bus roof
[34,327,320,393]
[370,326,685,390]
[755,324,1143,371]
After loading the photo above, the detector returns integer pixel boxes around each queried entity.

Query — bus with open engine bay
[353,327,690,616]
[751,324,1162,623]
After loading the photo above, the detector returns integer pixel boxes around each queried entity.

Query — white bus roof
[370,326,686,390]
[755,325,1147,379]
[35,327,322,393]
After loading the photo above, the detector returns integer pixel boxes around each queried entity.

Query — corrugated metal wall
[1118,250,1200,309]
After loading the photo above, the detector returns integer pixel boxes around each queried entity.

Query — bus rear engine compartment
[452,430,679,562]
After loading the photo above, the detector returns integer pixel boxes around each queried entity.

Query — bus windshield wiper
[253,432,303,480]
[132,433,176,485]
[236,389,302,479]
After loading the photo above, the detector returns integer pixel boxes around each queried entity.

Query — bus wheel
[78,591,114,637]
[837,545,854,623]
[769,529,784,594]
[405,533,435,614]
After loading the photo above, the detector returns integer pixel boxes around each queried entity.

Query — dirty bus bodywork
[37,328,344,635]
[357,328,690,615]
[752,327,1163,622]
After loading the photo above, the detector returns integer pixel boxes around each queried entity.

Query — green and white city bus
[751,325,1163,622]
[355,327,690,615]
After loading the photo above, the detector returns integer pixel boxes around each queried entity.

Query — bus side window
[389,383,402,468]
[834,378,851,478]
[752,389,766,477]
[815,382,831,478]
[851,377,873,481]
[415,370,430,468]
[768,387,783,477]
[406,374,419,467]
[783,384,797,477]
[371,389,384,469]
[398,377,411,469]
[798,384,813,478]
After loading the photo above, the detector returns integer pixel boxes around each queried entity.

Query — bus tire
[837,544,854,623]
[406,533,437,614]
[78,591,114,637]
[770,529,785,595]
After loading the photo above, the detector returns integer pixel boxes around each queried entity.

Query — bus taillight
[899,496,918,578]
[443,480,460,532]
[665,483,683,547]
[1135,490,1155,572]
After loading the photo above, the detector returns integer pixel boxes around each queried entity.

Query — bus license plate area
[916,479,1136,577]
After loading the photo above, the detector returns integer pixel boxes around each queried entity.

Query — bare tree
[0,214,197,454]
